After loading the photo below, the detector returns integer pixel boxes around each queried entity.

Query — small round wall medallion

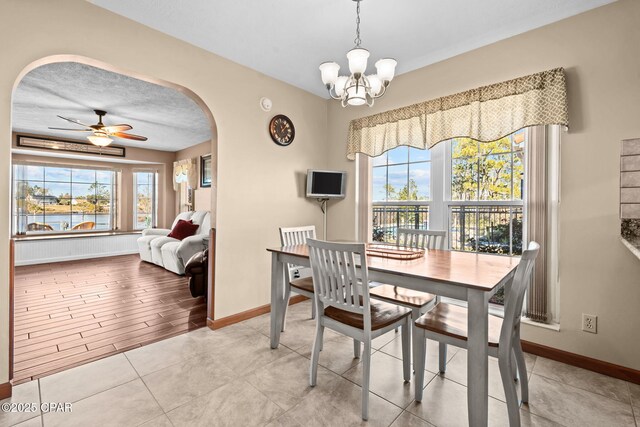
[269,114,295,146]
[260,97,272,112]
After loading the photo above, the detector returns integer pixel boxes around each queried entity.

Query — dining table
[266,243,519,427]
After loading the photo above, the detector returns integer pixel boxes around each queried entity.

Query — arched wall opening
[8,54,218,383]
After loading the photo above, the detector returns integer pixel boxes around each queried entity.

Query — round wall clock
[269,114,295,146]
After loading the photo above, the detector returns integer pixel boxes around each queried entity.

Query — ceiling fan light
[375,58,397,82]
[87,134,113,147]
[319,62,340,85]
[347,48,370,75]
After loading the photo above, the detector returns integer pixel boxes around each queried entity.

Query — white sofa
[137,211,210,275]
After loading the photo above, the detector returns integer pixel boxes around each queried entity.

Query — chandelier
[319,0,397,107]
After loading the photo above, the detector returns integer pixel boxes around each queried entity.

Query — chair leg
[281,283,291,332]
[401,316,411,382]
[353,340,361,358]
[498,350,521,427]
[511,348,518,382]
[309,321,324,387]
[361,340,372,421]
[514,340,529,403]
[311,297,316,320]
[438,342,447,374]
[414,329,426,402]
[410,308,420,374]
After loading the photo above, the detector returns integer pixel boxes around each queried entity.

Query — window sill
[13,230,142,241]
[521,317,561,332]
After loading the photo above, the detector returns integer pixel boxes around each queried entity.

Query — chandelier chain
[354,0,362,47]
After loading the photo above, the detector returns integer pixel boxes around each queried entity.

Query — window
[449,131,525,256]
[371,147,431,242]
[133,171,157,230]
[369,129,528,305]
[13,164,117,234]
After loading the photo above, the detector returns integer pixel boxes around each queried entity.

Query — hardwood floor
[13,254,206,384]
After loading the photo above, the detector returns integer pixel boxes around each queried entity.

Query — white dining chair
[279,226,316,332]
[413,241,539,427]
[307,239,412,421]
[369,229,447,371]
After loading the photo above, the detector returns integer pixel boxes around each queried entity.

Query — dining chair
[413,241,539,427]
[369,229,447,371]
[279,226,317,332]
[307,239,412,421]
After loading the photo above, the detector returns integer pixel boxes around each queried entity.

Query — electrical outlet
[582,314,597,334]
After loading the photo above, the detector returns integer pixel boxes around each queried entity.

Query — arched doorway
[9,55,217,384]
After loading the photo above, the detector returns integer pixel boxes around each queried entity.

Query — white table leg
[270,252,285,349]
[467,289,489,427]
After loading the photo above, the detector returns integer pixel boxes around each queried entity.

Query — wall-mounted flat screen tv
[306,170,346,199]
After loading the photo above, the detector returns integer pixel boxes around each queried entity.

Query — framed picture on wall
[200,154,212,188]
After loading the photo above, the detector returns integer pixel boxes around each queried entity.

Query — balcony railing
[372,202,523,306]
[372,203,429,243]
[449,205,523,256]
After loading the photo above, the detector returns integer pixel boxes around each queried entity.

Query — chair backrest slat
[307,239,370,323]
[397,228,446,250]
[500,241,540,346]
[280,225,316,246]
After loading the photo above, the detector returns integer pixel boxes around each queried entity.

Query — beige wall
[11,133,177,230]
[326,0,640,369]
[0,0,327,384]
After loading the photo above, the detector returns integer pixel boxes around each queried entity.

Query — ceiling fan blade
[112,132,148,141]
[102,124,133,133]
[48,127,93,132]
[56,115,92,127]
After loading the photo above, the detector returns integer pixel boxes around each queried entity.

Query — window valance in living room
[346,67,568,160]
[173,158,198,191]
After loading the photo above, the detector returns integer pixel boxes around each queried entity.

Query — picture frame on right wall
[200,154,212,188]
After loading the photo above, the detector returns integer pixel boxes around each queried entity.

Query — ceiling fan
[48,109,148,147]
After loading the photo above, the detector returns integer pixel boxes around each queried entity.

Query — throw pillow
[168,219,200,241]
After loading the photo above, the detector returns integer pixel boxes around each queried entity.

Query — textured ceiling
[90,0,615,97]
[12,62,212,152]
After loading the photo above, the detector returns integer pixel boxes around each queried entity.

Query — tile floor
[1,300,638,427]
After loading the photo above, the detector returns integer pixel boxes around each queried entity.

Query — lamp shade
[367,74,382,96]
[346,84,367,106]
[319,62,340,85]
[334,76,348,97]
[87,134,113,147]
[347,48,370,74]
[375,58,397,82]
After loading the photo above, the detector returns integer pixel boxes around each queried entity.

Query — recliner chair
[137,211,210,275]
[185,249,208,299]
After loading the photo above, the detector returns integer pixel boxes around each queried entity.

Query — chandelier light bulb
[319,0,396,107]
[319,62,340,85]
[368,74,382,96]
[346,48,370,75]
[375,58,398,83]
[335,76,348,97]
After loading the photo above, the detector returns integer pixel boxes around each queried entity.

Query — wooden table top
[267,244,520,292]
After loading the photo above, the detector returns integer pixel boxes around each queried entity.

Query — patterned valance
[173,158,197,191]
[347,67,568,160]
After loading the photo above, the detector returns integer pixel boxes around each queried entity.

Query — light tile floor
[1,301,638,427]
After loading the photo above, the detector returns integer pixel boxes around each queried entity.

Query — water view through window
[13,164,116,234]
